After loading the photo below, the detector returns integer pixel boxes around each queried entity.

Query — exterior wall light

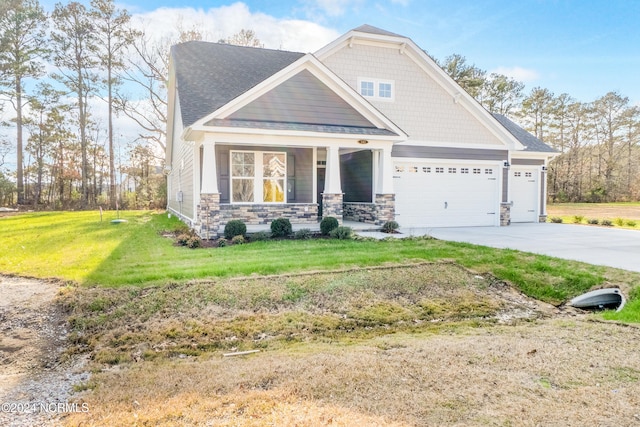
[357,139,369,145]
[503,161,510,168]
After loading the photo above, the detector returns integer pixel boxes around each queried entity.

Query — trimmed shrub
[614,217,625,227]
[294,228,312,240]
[270,218,292,237]
[320,216,339,236]
[231,235,246,245]
[381,220,400,233]
[601,219,613,227]
[572,215,584,224]
[176,233,191,246]
[186,236,201,249]
[250,231,270,241]
[216,237,228,247]
[224,220,247,239]
[626,220,637,227]
[330,226,352,240]
[587,218,599,225]
[550,217,563,223]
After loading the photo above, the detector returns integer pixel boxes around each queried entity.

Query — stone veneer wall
[500,202,511,226]
[196,193,221,239]
[219,204,318,226]
[343,202,376,223]
[539,214,547,223]
[343,194,395,226]
[322,193,343,224]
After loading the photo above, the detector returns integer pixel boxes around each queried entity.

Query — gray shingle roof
[351,24,405,38]
[492,113,557,153]
[172,41,304,127]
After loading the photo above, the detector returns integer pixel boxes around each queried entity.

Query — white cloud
[132,2,339,53]
[491,66,540,83]
[297,0,366,21]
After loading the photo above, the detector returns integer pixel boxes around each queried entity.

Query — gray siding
[216,145,313,204]
[512,158,544,166]
[228,70,375,128]
[167,141,194,220]
[540,171,546,213]
[502,167,509,203]
[392,145,508,161]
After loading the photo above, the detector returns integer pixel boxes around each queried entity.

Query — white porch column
[324,145,342,193]
[201,141,218,194]
[379,147,395,194]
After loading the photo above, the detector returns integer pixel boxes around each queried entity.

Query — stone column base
[500,202,511,226]
[539,214,548,223]
[374,194,395,225]
[196,193,221,239]
[322,193,344,224]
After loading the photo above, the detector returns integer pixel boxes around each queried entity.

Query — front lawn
[1,211,637,309]
[4,210,640,426]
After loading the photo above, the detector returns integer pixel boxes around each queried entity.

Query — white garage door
[510,167,539,223]
[393,161,500,227]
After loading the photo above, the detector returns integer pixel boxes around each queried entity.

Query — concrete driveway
[411,223,640,273]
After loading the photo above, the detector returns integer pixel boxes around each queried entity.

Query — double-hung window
[231,151,286,203]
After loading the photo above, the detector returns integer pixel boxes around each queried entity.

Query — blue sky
[37,0,640,104]
[3,1,637,174]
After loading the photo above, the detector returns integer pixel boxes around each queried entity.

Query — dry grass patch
[58,263,640,426]
[548,203,640,224]
[64,320,640,426]
[62,263,542,364]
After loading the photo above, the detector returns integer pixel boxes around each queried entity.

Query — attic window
[358,78,394,101]
[360,81,374,97]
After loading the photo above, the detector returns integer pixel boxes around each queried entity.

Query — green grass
[1,211,638,308]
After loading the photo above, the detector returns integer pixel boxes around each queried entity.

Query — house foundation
[219,204,318,225]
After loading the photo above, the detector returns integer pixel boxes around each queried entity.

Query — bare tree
[220,29,264,48]
[118,24,206,152]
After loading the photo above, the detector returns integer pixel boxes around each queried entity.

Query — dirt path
[0,276,89,427]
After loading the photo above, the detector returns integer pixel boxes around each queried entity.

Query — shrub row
[179,217,403,248]
[551,216,637,228]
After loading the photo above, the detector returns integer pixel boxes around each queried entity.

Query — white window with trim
[358,78,395,101]
[231,151,286,203]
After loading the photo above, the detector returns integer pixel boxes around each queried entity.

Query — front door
[317,167,325,218]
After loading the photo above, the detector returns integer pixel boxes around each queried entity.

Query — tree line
[1,1,637,209]
[439,54,640,203]
[0,0,258,209]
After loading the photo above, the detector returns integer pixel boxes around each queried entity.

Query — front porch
[193,141,398,239]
